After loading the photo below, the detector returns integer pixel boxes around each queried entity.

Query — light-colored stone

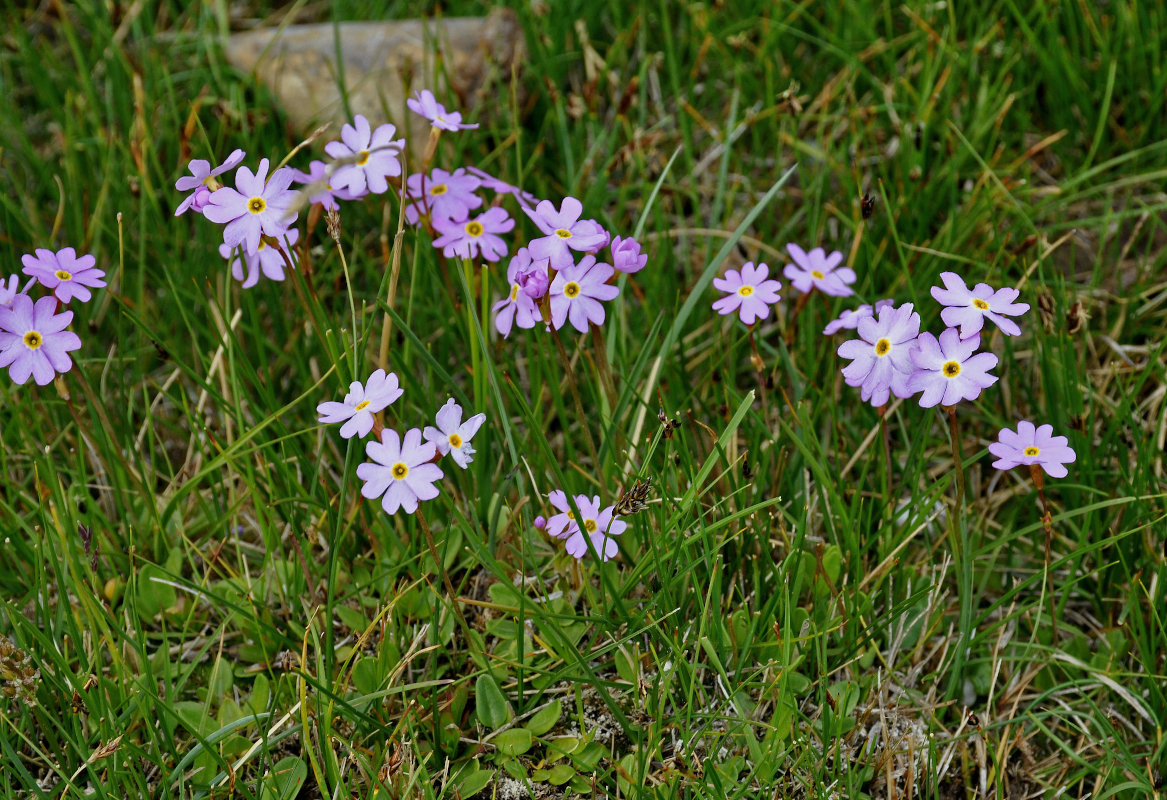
[224,8,524,150]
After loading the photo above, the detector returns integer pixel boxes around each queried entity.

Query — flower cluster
[0,247,104,386]
[711,242,857,327]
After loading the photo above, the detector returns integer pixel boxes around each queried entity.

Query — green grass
[1,1,1166,798]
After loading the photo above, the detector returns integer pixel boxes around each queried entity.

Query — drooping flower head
[316,368,404,440]
[523,197,609,269]
[324,115,404,196]
[931,271,1030,338]
[549,255,619,333]
[432,207,514,262]
[712,262,782,326]
[203,158,298,254]
[783,244,856,297]
[0,294,82,386]
[424,398,487,469]
[406,89,480,131]
[562,495,627,562]
[404,168,483,225]
[610,235,647,274]
[988,421,1076,478]
[219,229,299,289]
[907,328,999,408]
[21,247,107,305]
[823,299,894,335]
[493,248,546,338]
[174,149,246,216]
[356,428,443,514]
[837,302,921,407]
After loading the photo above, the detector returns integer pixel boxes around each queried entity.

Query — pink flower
[423,398,487,469]
[711,262,781,325]
[836,302,921,407]
[907,328,999,408]
[175,149,245,216]
[545,490,579,540]
[823,299,894,335]
[0,275,19,306]
[404,168,483,224]
[523,197,608,269]
[549,255,619,333]
[562,495,627,562]
[610,235,647,274]
[783,244,856,297]
[492,248,545,337]
[317,368,404,440]
[432,208,514,262]
[931,272,1030,338]
[356,428,443,514]
[21,247,107,305]
[324,115,404,196]
[989,421,1076,478]
[203,158,298,254]
[406,89,480,131]
[219,229,299,288]
[0,294,82,385]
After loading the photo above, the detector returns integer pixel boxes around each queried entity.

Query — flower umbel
[356,428,443,514]
[317,369,404,440]
[712,262,782,326]
[424,398,487,469]
[988,421,1077,478]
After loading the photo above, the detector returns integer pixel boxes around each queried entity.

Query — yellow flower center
[584,519,597,533]
[811,270,825,280]
[430,183,448,196]
[257,240,267,251]
[942,361,961,377]
[555,228,573,240]
[23,331,43,350]
[564,282,581,298]
[874,338,891,356]
[354,400,371,411]
[356,150,370,166]
[510,284,520,301]
[973,298,989,310]
[465,221,484,237]
[391,463,409,480]
[248,197,266,214]
[738,285,754,297]
[55,270,73,281]
[448,433,463,449]
[1024,446,1040,457]
[566,511,575,520]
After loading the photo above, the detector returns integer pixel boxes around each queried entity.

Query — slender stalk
[551,326,600,468]
[415,507,475,650]
[784,288,814,346]
[946,406,966,509]
[945,405,973,701]
[590,323,618,408]
[1029,464,1059,642]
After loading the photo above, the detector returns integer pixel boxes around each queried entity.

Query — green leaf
[524,699,562,736]
[494,728,533,756]
[547,763,576,785]
[475,674,511,729]
[454,760,493,796]
[352,657,382,696]
[261,756,307,800]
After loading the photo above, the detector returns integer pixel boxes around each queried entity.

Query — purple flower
[783,244,856,297]
[931,272,1030,338]
[610,235,647,274]
[466,167,538,209]
[823,299,894,335]
[711,262,782,325]
[175,149,245,216]
[404,168,483,224]
[317,368,404,440]
[562,495,627,562]
[837,302,921,407]
[219,229,299,288]
[406,89,480,131]
[493,248,545,337]
[203,158,298,254]
[533,515,547,530]
[0,294,82,385]
[907,328,999,408]
[524,197,609,269]
[0,275,19,306]
[324,115,404,196]
[550,255,619,333]
[356,428,443,514]
[290,160,362,211]
[424,398,487,469]
[545,490,578,540]
[431,207,514,262]
[988,421,1076,478]
[21,247,107,305]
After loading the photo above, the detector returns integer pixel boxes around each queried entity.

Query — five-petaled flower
[0,294,82,386]
[317,369,404,440]
[549,255,619,333]
[432,207,514,262]
[524,197,609,269]
[324,115,404,196]
[988,421,1076,478]
[406,89,480,131]
[424,398,487,469]
[837,302,921,407]
[712,262,782,326]
[356,428,443,514]
[493,248,546,337]
[907,328,999,408]
[562,495,627,562]
[931,271,1030,338]
[174,149,245,216]
[203,158,298,254]
[783,244,856,297]
[404,167,483,225]
[21,247,107,305]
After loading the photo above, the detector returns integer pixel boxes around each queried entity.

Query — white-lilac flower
[610,235,647,274]
[836,302,921,407]
[432,207,514,262]
[423,398,486,469]
[219,229,299,289]
[562,495,627,562]
[21,247,107,305]
[404,168,483,225]
[931,271,1030,338]
[324,115,404,196]
[203,158,298,254]
[290,160,362,211]
[823,299,894,335]
[316,368,404,440]
[989,421,1076,478]
[406,89,480,131]
[523,197,608,269]
[175,149,245,216]
[907,328,999,408]
[783,244,856,297]
[712,262,782,326]
[356,428,443,515]
[549,255,619,333]
[493,248,545,338]
[0,294,82,386]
